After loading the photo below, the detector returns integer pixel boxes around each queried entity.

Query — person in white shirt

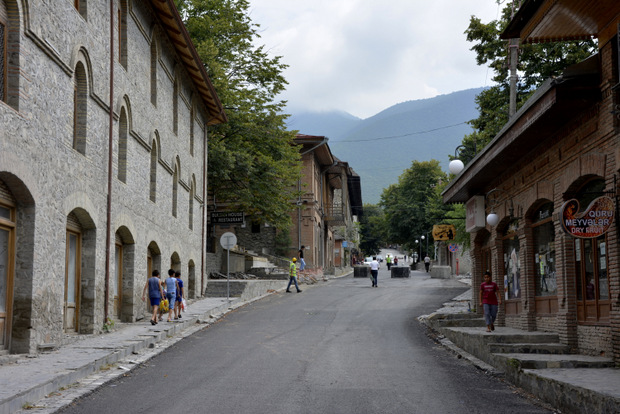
[370,256,380,287]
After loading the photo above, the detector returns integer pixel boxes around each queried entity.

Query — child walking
[479,271,502,332]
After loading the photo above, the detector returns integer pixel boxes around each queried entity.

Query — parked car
[377,255,384,262]
[364,257,373,265]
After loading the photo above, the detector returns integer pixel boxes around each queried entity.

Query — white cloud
[250,0,501,119]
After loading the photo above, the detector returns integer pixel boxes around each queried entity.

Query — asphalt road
[58,263,553,414]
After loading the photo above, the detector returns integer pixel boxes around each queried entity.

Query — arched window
[188,180,194,230]
[74,0,87,19]
[73,62,88,155]
[173,77,178,135]
[1,0,20,110]
[0,2,7,103]
[118,107,128,183]
[189,106,194,156]
[150,36,157,106]
[118,0,127,69]
[150,140,157,202]
[503,220,521,303]
[532,201,557,314]
[572,178,610,323]
[172,166,178,217]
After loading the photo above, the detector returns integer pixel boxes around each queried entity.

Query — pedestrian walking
[286,258,302,293]
[386,254,392,270]
[174,270,184,319]
[394,256,398,266]
[424,254,431,272]
[164,269,179,321]
[142,270,164,325]
[479,271,502,332]
[298,245,306,272]
[370,256,380,287]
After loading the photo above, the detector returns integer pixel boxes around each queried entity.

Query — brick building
[443,0,620,363]
[0,0,225,354]
[291,135,362,274]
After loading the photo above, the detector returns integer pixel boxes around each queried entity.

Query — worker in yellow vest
[386,254,392,270]
[286,258,302,293]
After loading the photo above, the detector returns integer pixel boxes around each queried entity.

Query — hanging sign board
[432,224,456,241]
[561,196,614,238]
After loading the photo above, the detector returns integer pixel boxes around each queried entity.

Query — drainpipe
[104,0,115,322]
[201,126,208,297]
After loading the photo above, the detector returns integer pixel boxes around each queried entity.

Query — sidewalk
[419,277,620,414]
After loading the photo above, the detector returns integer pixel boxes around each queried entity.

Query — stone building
[443,0,620,363]
[0,0,225,354]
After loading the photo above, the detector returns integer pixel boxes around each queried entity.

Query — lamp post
[420,235,425,261]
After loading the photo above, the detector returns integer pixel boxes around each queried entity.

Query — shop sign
[561,196,615,238]
[433,224,456,241]
[211,211,245,224]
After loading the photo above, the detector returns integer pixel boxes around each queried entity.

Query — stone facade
[0,0,224,353]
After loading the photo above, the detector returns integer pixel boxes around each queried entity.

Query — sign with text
[211,212,244,224]
[561,196,614,238]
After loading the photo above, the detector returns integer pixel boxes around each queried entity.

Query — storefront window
[533,202,556,297]
[571,178,611,323]
[503,221,520,299]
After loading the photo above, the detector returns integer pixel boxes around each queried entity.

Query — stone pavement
[419,276,620,414]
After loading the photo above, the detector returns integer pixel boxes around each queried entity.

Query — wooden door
[0,224,14,348]
[64,231,80,332]
[114,244,122,319]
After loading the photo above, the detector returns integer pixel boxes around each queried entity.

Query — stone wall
[0,1,212,353]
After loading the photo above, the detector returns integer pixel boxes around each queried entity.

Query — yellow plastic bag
[159,298,169,313]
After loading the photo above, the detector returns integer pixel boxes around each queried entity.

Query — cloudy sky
[248,0,503,119]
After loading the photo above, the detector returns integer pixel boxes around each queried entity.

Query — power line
[330,122,469,143]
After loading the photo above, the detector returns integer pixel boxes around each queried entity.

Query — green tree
[455,4,597,165]
[176,0,301,229]
[380,160,448,251]
[359,204,385,257]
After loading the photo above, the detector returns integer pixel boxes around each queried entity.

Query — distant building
[443,0,620,363]
[0,0,225,353]
[291,135,362,274]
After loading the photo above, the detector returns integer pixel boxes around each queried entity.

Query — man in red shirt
[479,271,502,332]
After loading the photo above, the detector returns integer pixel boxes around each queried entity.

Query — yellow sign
[432,224,456,241]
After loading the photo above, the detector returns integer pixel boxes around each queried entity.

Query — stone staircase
[426,314,615,374]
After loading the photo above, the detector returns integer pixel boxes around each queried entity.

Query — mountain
[288,88,484,205]
[287,110,362,138]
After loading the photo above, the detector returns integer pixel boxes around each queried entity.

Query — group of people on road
[142,269,185,325]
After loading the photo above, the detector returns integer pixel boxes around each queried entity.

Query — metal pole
[227,247,230,301]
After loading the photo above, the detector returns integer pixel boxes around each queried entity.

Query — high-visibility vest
[289,262,297,278]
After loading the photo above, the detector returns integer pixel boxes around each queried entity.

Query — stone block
[430,266,451,279]
[353,266,370,278]
[391,266,410,278]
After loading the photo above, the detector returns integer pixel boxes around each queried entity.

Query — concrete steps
[488,342,570,355]
[494,353,615,370]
